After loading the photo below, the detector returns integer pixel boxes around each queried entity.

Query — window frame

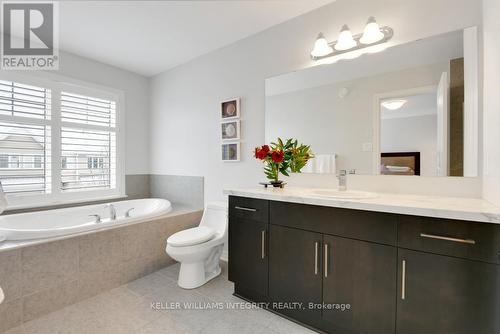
[0,72,125,209]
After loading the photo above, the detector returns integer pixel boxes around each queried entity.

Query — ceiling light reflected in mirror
[381,99,408,110]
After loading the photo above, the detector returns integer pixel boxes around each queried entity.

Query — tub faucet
[106,204,117,220]
[125,208,134,218]
[89,214,101,223]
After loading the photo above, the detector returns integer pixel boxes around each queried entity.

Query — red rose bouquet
[254,138,313,186]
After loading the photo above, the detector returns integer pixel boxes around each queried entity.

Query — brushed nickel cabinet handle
[314,242,319,275]
[261,230,265,259]
[324,243,329,278]
[401,260,406,300]
[420,233,476,245]
[235,206,257,212]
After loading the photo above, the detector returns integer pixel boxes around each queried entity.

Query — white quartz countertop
[223,187,500,224]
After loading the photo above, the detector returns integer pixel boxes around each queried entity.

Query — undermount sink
[310,189,376,199]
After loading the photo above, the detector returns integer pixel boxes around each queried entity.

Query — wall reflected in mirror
[265,28,478,177]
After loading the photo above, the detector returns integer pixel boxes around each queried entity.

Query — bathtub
[0,198,172,241]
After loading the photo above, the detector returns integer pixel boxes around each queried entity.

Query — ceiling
[381,92,438,120]
[54,0,334,76]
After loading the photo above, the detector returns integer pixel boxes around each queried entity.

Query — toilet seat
[167,226,216,247]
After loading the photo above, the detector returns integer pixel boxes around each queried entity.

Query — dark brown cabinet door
[228,218,268,296]
[269,225,323,327]
[322,235,397,334]
[397,249,500,334]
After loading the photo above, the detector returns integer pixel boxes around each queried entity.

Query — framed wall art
[220,98,240,120]
[221,142,240,162]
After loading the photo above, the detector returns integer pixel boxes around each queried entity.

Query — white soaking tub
[0,198,172,241]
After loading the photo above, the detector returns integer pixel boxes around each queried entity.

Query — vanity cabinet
[397,249,500,334]
[322,235,397,334]
[228,195,500,334]
[269,225,323,326]
[267,225,397,333]
[396,215,500,334]
[228,196,269,296]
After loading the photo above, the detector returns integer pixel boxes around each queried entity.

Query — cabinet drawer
[270,201,397,246]
[229,196,269,223]
[398,215,500,264]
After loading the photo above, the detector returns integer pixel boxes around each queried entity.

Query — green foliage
[255,138,314,182]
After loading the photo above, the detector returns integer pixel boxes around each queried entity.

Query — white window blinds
[0,80,51,195]
[60,92,116,192]
[0,75,121,206]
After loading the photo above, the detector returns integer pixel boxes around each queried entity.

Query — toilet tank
[199,202,228,236]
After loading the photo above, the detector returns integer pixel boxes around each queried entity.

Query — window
[9,155,19,168]
[86,157,105,170]
[60,91,116,193]
[0,154,7,168]
[0,75,122,207]
[0,80,51,195]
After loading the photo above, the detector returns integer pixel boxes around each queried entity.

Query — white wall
[482,0,500,205]
[150,0,483,202]
[55,51,150,175]
[382,115,438,176]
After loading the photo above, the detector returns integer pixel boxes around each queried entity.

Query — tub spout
[89,214,101,223]
[106,204,117,220]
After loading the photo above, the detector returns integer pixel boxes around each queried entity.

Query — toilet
[166,202,227,289]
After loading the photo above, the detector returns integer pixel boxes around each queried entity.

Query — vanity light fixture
[310,33,333,58]
[334,25,357,51]
[311,17,393,61]
[360,17,385,44]
[381,99,407,110]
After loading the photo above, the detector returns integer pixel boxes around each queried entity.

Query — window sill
[4,194,129,212]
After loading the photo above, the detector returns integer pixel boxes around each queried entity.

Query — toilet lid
[167,226,216,247]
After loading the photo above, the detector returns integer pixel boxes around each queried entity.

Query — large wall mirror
[265,28,479,177]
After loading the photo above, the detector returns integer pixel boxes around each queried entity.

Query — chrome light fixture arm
[311,26,393,61]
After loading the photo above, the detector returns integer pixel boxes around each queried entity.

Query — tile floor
[4,262,315,334]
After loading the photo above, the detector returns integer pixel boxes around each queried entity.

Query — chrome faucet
[338,170,348,191]
[89,214,101,223]
[106,204,117,220]
[338,169,356,191]
[125,208,134,218]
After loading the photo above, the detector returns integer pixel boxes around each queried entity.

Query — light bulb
[334,25,357,51]
[360,17,384,45]
[310,33,333,58]
[381,99,407,110]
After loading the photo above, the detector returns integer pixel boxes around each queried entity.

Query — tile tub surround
[150,174,204,209]
[2,262,314,334]
[0,208,203,333]
[4,174,203,215]
[126,174,151,200]
[4,174,150,215]
[224,187,500,224]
